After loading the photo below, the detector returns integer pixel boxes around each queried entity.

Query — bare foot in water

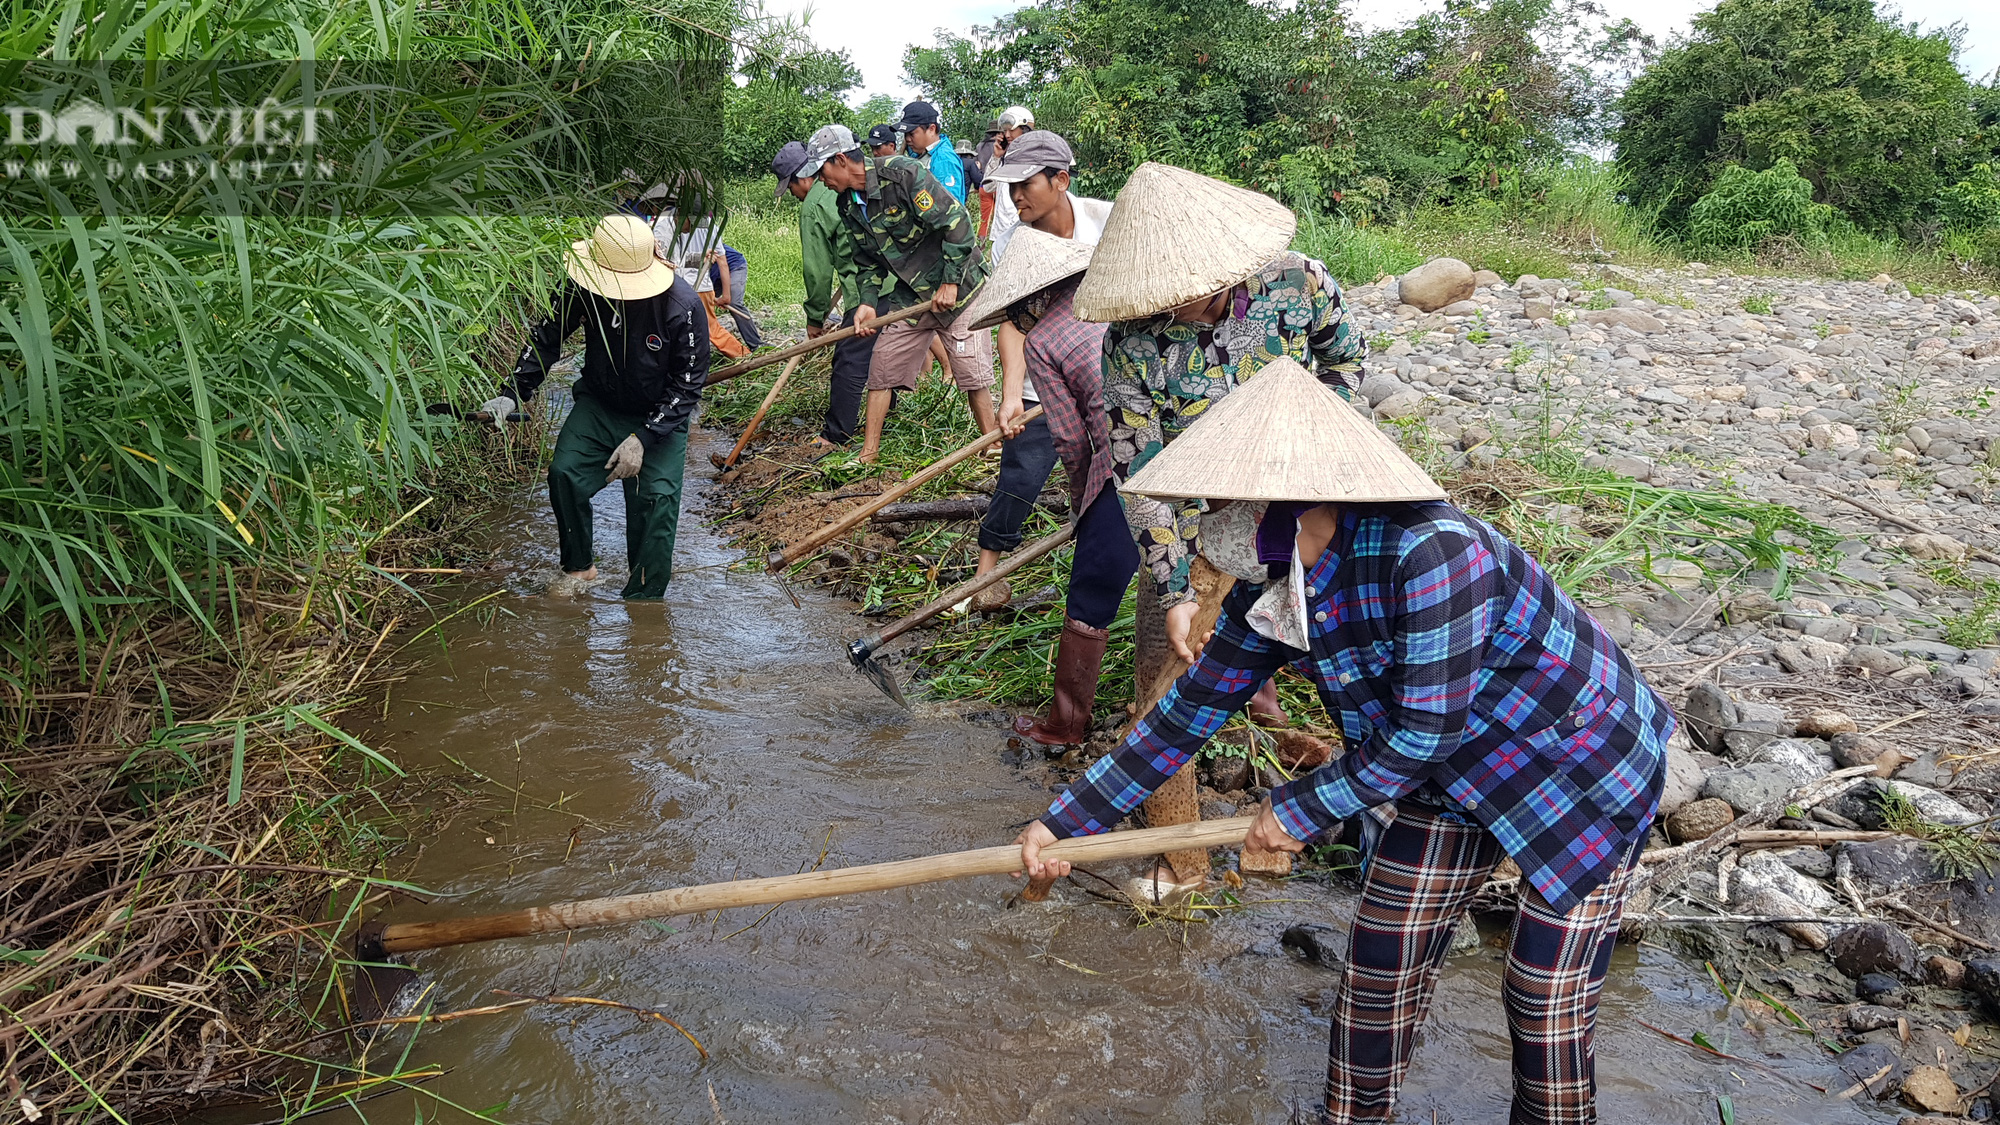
[546,567,598,597]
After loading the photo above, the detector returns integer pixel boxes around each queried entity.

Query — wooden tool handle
[873,521,1075,647]
[767,406,1045,574]
[704,303,933,387]
[719,355,802,469]
[373,816,1254,955]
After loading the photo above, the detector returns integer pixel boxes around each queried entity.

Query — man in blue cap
[900,99,967,204]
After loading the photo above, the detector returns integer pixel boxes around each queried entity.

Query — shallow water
[322,431,1887,1124]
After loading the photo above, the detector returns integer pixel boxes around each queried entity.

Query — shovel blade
[854,651,908,708]
[351,920,417,1024]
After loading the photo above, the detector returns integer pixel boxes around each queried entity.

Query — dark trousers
[822,308,878,444]
[1064,489,1140,629]
[1324,802,1636,1124]
[977,414,1057,553]
[548,393,689,599]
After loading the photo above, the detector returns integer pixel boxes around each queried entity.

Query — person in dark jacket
[1018,359,1673,1125]
[479,214,710,598]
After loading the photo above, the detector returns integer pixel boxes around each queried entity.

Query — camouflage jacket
[831,154,986,313]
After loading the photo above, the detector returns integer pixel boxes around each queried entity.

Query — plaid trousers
[1325,801,1638,1124]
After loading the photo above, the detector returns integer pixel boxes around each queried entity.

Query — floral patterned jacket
[1103,251,1367,607]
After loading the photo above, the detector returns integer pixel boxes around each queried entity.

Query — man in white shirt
[984,106,1043,259]
[966,131,1115,616]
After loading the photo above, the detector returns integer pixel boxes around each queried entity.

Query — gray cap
[797,123,860,178]
[770,140,808,199]
[985,130,1073,185]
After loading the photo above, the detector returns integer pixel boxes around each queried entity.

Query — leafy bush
[1615,0,1973,233]
[1939,164,2000,232]
[1686,159,1835,252]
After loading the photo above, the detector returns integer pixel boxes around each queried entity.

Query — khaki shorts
[867,308,995,392]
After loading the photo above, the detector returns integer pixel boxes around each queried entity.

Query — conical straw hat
[956,227,1094,330]
[1120,357,1448,504]
[566,214,674,301]
[1072,162,1296,323]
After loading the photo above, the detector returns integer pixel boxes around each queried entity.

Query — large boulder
[1701,762,1797,814]
[1398,258,1476,312]
[1682,682,1737,754]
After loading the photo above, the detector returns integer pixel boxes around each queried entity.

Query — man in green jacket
[772,140,873,450]
[797,123,995,465]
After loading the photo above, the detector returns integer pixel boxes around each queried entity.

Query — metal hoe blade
[847,637,907,708]
[351,919,419,1024]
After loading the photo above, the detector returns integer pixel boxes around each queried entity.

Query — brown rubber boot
[1248,678,1289,727]
[1013,618,1110,746]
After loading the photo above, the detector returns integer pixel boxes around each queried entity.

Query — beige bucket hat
[566,214,675,301]
[955,227,1094,330]
[1072,162,1297,323]
[1119,357,1448,504]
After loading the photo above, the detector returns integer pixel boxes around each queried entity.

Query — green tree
[720,21,864,174]
[1614,0,1974,231]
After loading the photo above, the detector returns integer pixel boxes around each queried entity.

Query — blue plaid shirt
[1042,502,1674,913]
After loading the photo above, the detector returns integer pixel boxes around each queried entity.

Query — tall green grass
[0,0,742,683]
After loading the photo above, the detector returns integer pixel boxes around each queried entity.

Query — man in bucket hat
[1076,162,1368,724]
[478,214,709,598]
[1016,359,1673,1125]
[799,122,996,464]
[773,139,874,449]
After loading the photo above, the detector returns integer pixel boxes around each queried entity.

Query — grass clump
[1939,580,2000,649]
[1877,787,2000,880]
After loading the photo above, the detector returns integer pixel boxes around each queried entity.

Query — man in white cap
[981,105,1037,256]
[797,123,996,464]
[1074,162,1367,723]
[479,215,709,598]
[1017,359,1673,1125]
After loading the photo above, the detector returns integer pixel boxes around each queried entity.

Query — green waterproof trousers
[548,393,689,599]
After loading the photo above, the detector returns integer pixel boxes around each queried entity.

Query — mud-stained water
[329,431,1884,1124]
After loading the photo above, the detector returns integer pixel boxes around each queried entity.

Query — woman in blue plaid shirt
[1017,359,1673,1124]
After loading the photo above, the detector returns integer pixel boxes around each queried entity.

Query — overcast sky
[770,0,1997,110]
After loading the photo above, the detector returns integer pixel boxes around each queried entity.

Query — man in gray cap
[771,140,873,449]
[798,123,994,464]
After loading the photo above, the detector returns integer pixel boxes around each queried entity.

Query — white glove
[605,434,645,482]
[477,395,515,427]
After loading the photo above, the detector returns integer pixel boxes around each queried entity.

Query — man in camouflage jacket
[798,123,996,464]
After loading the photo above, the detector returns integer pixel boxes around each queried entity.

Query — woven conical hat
[1072,163,1296,323]
[956,227,1094,330]
[1120,357,1448,504]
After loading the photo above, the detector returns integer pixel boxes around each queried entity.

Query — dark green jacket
[799,181,858,325]
[831,154,986,313]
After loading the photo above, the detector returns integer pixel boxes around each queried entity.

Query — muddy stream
[326,431,1886,1123]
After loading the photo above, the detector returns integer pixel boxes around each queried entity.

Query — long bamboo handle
[720,355,801,469]
[871,521,1075,648]
[372,817,1254,955]
[767,406,1045,574]
[703,303,932,387]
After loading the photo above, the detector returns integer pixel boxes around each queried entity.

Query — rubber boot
[1248,679,1289,727]
[1012,618,1109,746]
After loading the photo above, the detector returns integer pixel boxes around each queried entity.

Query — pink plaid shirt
[1010,278,1113,512]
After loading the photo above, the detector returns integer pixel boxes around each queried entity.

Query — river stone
[1829,921,1921,980]
[1581,307,1667,333]
[1769,846,1834,878]
[1437,299,1481,318]
[1735,698,1793,735]
[1886,780,1981,825]
[1281,923,1345,968]
[1846,1004,1902,1032]
[1374,390,1427,420]
[1858,972,1909,1006]
[1845,645,1908,674]
[1722,727,1780,757]
[1902,1065,1962,1114]
[1838,1042,1906,1096]
[1208,754,1252,792]
[1744,738,1835,784]
[1796,708,1859,737]
[1740,849,1839,910]
[1360,373,1411,406]
[1966,958,2000,1016]
[1702,762,1798,814]
[1666,797,1734,842]
[1659,744,1705,815]
[1472,268,1505,288]
[1831,733,1893,769]
[1523,297,1555,320]
[1398,258,1476,312]
[1926,954,1967,988]
[1837,837,1938,892]
[1902,533,1969,562]
[1682,681,1738,753]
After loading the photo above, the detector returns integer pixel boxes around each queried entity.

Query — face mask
[1198,500,1268,582]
